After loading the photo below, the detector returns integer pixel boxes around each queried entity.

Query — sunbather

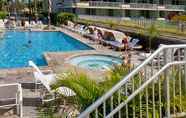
[96,29,103,43]
[122,35,129,51]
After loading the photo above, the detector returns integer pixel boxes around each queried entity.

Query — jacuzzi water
[0,31,93,68]
[68,54,123,71]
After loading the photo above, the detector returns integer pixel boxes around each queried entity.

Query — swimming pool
[0,31,93,68]
[68,54,122,71]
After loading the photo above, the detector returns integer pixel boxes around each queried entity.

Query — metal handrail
[78,44,186,118]
[106,61,186,118]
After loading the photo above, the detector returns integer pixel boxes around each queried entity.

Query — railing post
[163,48,171,118]
[184,48,186,95]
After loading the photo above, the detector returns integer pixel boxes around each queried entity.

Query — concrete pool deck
[44,50,122,81]
[0,27,143,117]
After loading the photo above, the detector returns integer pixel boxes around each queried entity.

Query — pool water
[68,54,122,71]
[0,31,93,68]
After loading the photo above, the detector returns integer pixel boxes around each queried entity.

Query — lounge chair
[99,31,124,50]
[83,27,98,41]
[102,40,124,50]
[24,21,30,29]
[28,61,76,102]
[65,21,76,32]
[0,83,23,118]
[73,24,86,34]
[77,25,88,35]
[37,21,43,28]
[30,21,37,28]
[112,30,127,43]
[0,20,5,29]
[129,38,142,50]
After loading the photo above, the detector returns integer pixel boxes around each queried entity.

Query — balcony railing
[62,1,185,11]
[89,1,121,8]
[129,3,158,9]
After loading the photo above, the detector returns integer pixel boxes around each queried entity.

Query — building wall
[59,0,185,19]
[77,0,184,5]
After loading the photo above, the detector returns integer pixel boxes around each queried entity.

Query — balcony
[62,1,185,12]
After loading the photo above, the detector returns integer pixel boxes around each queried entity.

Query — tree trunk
[48,0,51,29]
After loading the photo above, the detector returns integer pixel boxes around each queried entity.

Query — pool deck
[45,50,120,81]
[0,26,143,117]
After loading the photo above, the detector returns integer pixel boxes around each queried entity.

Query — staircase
[78,44,186,118]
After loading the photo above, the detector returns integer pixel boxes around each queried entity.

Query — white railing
[78,44,186,118]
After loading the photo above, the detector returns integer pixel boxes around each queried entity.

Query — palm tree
[0,0,9,11]
[48,0,51,28]
[33,0,38,21]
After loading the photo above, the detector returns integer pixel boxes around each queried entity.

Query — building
[53,0,185,20]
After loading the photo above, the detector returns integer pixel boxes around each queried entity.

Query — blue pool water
[68,54,122,71]
[0,31,93,68]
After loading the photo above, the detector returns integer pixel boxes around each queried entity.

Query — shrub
[0,11,7,19]
[146,23,159,51]
[52,65,130,111]
[57,12,77,25]
[106,20,115,28]
[52,72,104,110]
[172,15,186,22]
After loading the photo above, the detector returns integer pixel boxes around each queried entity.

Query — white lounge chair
[129,38,142,49]
[0,83,23,118]
[77,25,87,35]
[25,21,30,28]
[28,61,76,102]
[0,20,5,29]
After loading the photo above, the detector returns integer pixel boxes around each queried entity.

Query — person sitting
[96,29,103,43]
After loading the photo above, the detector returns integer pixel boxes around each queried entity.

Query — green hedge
[172,15,186,22]
[57,12,77,25]
[0,11,8,19]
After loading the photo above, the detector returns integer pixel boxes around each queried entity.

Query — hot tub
[67,54,123,71]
